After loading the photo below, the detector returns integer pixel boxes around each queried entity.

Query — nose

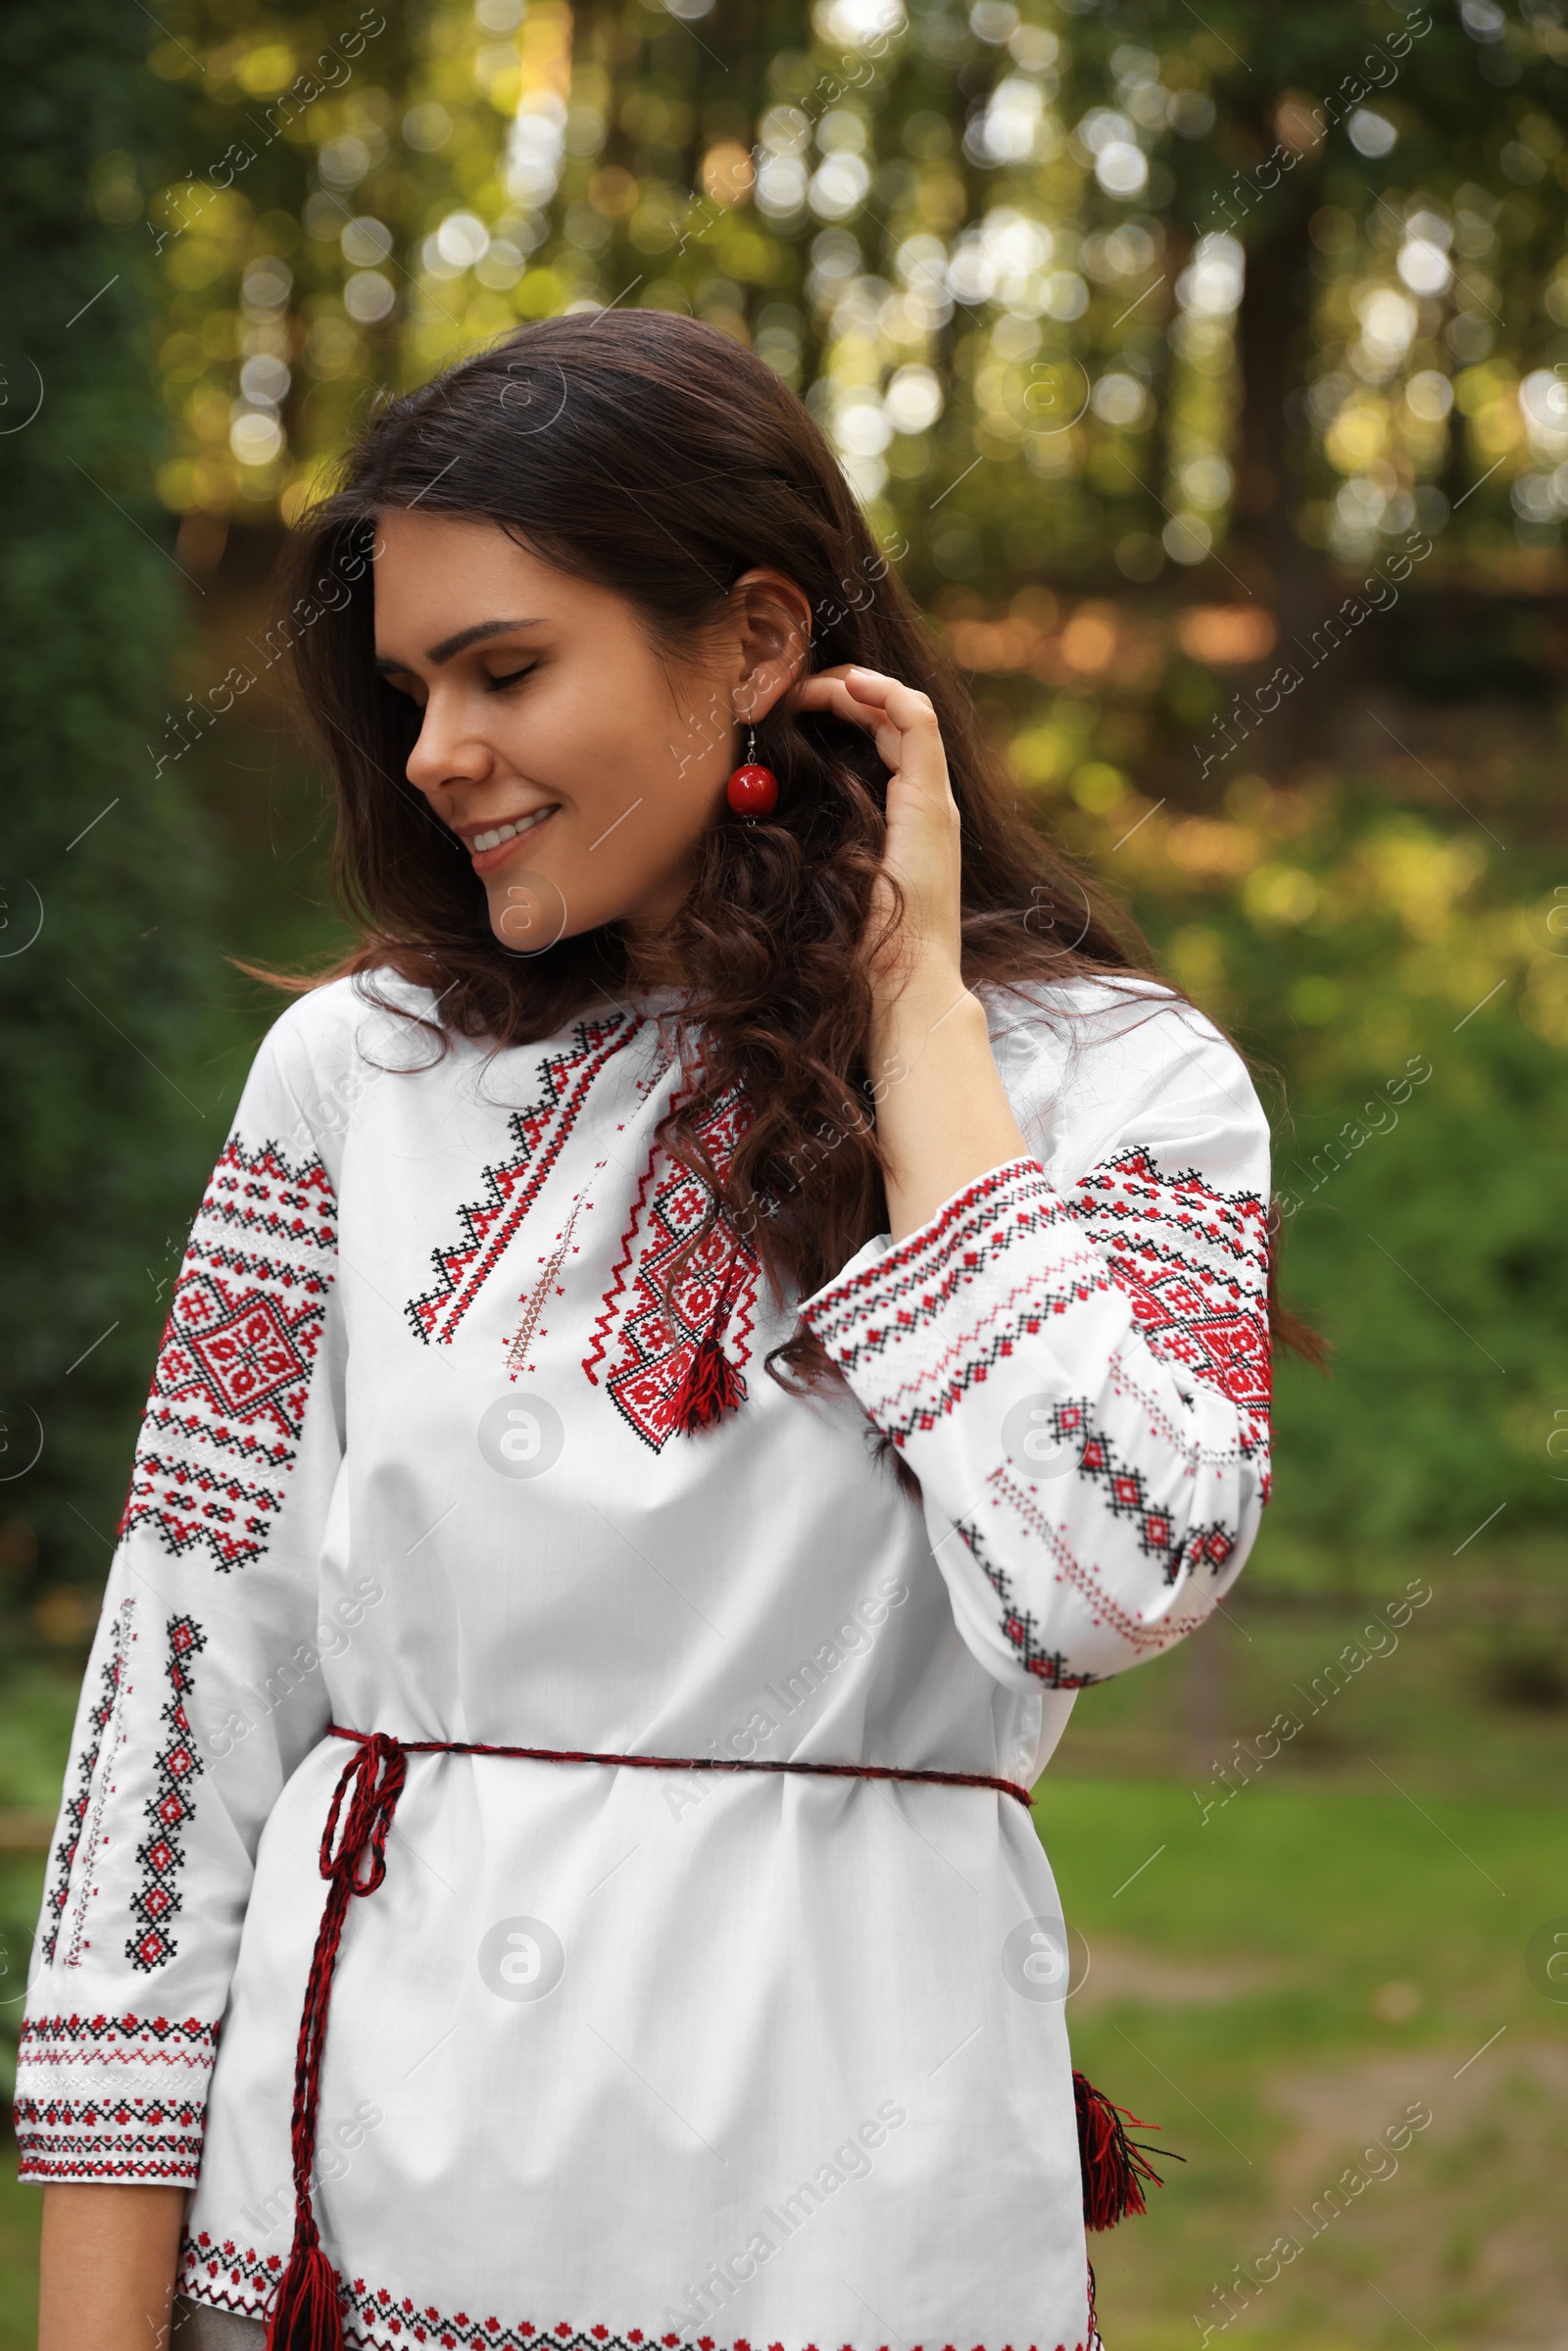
[404,687,493,798]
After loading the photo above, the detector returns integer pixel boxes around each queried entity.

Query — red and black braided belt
[262,1727,1163,2351]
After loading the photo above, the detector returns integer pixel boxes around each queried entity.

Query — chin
[486,863,577,955]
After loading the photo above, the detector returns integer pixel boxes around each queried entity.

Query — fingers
[792,671,875,726]
[796,665,939,737]
[792,672,904,770]
[842,665,941,736]
[793,666,951,802]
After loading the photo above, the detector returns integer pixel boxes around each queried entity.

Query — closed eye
[488,663,537,691]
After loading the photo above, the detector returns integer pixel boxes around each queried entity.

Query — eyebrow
[374,616,546,674]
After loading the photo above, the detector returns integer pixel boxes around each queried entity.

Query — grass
[1040,1774,1568,2350]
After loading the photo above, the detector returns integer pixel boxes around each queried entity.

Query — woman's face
[372,509,808,954]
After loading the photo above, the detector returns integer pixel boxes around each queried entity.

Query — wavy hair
[271,311,1320,1379]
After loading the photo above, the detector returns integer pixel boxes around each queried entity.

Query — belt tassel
[1074,2067,1178,2230]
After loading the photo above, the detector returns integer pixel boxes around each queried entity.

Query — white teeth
[472,809,553,854]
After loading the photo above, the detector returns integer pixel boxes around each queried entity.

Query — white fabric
[17,970,1272,2351]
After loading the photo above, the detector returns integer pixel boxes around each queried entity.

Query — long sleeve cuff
[14,2010,219,2183]
[799,1157,1107,1444]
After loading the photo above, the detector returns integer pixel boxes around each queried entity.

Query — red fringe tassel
[1073,2068,1174,2231]
[266,2238,343,2351]
[669,1315,747,1432]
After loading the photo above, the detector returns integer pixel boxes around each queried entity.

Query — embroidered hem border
[177,2242,1090,2351]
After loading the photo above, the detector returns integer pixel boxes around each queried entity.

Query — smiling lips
[472,808,556,853]
[466,806,558,873]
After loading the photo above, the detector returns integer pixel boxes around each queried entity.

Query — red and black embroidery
[408,1016,642,1347]
[582,1091,761,1451]
[802,1159,1065,1377]
[983,1466,1198,1658]
[506,1194,589,1377]
[12,2092,206,2181]
[121,1139,338,1571]
[40,1601,130,1966]
[805,1149,1270,1463]
[803,1162,1109,1447]
[13,2013,218,2185]
[1023,1401,1234,1588]
[1065,1148,1270,1457]
[18,2011,220,2067]
[125,1616,208,1974]
[176,2241,1088,2351]
[875,1251,1107,1446]
[952,1519,1102,1689]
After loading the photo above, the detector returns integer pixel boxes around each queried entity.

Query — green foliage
[1273,1019,1568,1546]
[0,0,229,1600]
[121,0,1568,596]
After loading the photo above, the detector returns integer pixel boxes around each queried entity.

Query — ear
[728,566,813,722]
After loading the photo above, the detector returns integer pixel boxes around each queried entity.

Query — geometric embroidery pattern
[984,1463,1207,1660]
[407,1015,642,1348]
[40,1601,130,1966]
[120,1138,338,1571]
[1065,1146,1271,1459]
[12,2091,208,2182]
[805,1147,1272,1463]
[803,1149,1266,1676]
[1027,1400,1235,1589]
[18,2011,220,2066]
[952,1517,1102,1689]
[802,1159,1073,1370]
[175,2240,1089,2351]
[13,2014,219,2185]
[125,1615,208,1973]
[801,1160,1108,1446]
[582,1089,760,1452]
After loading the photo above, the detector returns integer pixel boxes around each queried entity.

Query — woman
[22,312,1276,2351]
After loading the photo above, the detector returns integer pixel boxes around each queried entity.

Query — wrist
[868,964,978,1066]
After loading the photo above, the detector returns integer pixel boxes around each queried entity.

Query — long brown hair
[273,311,1320,1376]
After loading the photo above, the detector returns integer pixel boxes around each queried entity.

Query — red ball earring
[725,724,779,818]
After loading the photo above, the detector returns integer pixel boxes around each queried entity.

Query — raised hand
[790,662,1029,1240]
[792,661,966,1046]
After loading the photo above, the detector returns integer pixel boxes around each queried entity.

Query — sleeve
[14,993,348,2184]
[798,996,1272,1693]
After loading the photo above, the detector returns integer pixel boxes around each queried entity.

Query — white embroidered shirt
[16,970,1272,2351]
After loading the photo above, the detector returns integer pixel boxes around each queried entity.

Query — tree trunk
[1183,1610,1230,1785]
[1232,168,1329,656]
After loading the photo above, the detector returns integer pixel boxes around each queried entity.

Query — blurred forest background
[2,0,1566,2343]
